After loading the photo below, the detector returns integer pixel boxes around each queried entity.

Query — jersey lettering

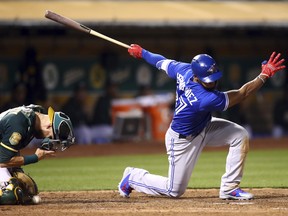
[177,73,185,91]
[185,88,198,105]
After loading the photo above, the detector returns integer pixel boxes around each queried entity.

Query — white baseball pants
[0,168,12,187]
[128,117,249,197]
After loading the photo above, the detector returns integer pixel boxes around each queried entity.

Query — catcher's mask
[47,107,75,151]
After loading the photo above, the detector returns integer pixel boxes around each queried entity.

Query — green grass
[24,149,288,191]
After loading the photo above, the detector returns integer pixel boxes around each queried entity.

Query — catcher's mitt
[12,171,38,197]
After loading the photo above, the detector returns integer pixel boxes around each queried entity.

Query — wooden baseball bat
[45,10,130,49]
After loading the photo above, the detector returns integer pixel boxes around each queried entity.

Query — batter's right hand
[128,44,143,58]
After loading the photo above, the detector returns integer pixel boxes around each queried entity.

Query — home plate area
[2,188,287,216]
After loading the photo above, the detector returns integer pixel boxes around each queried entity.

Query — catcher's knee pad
[0,177,24,205]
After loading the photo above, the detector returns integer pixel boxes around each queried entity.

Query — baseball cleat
[118,167,133,198]
[219,188,254,200]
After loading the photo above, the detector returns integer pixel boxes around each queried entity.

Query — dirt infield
[6,137,287,216]
[1,189,288,216]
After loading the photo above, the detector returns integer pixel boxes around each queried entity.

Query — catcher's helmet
[191,54,222,83]
[48,107,75,150]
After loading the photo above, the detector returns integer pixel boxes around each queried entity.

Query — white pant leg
[204,117,250,193]
[129,127,206,197]
[0,168,12,187]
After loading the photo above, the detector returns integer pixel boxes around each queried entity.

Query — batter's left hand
[261,52,285,77]
[128,44,143,58]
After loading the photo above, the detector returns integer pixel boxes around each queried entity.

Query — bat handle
[89,30,131,49]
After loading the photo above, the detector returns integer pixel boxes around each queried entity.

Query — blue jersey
[142,49,229,136]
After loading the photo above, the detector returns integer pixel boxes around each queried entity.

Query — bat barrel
[45,10,130,49]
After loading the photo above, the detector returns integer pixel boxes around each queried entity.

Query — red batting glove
[128,44,143,58]
[261,52,285,78]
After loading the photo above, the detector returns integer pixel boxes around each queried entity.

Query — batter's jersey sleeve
[199,91,229,112]
[157,60,191,80]
[142,49,167,68]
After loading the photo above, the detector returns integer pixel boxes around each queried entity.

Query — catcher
[0,104,75,204]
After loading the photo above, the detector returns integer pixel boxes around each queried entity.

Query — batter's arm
[226,74,267,108]
[226,52,285,109]
[128,44,166,66]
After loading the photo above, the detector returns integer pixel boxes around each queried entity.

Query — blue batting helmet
[191,54,222,83]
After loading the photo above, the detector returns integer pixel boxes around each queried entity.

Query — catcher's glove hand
[11,171,38,204]
[13,171,38,196]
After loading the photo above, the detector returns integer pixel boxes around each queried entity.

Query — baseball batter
[0,105,75,204]
[118,44,285,200]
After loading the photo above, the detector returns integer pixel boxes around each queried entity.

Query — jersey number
[175,89,198,115]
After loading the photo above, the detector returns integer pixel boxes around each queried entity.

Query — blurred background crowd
[0,0,287,145]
